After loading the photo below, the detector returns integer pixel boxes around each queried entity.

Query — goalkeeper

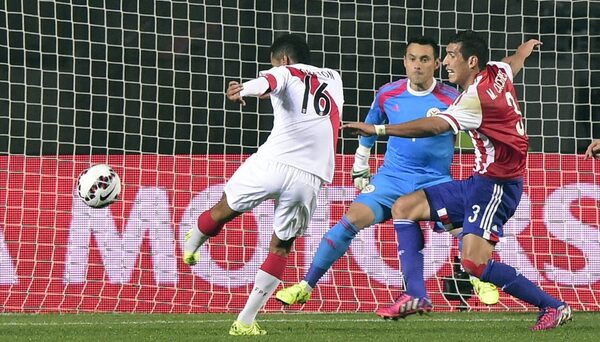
[276,36,498,318]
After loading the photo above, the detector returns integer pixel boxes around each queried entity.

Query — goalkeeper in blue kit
[276,36,498,318]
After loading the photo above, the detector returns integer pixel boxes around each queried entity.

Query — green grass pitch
[0,312,597,341]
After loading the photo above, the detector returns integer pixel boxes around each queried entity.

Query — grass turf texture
[0,312,596,341]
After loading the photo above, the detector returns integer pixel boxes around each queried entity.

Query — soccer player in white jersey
[344,30,572,331]
[183,33,344,336]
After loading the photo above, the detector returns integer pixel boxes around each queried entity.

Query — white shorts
[224,155,323,241]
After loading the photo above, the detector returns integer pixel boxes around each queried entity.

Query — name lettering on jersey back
[486,69,509,100]
[298,68,336,80]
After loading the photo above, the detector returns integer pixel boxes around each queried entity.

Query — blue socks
[393,219,426,298]
[304,216,360,288]
[481,260,563,308]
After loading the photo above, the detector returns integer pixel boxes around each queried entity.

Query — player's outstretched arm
[342,122,375,136]
[226,78,271,106]
[501,39,542,77]
[342,116,451,138]
[584,139,600,160]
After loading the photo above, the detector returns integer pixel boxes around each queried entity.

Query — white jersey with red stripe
[252,63,344,183]
[437,62,529,179]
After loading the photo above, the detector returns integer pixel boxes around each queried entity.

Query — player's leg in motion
[229,234,294,336]
[275,201,376,305]
[462,234,571,330]
[422,178,571,331]
[452,230,499,305]
[228,159,321,335]
[183,196,238,265]
[375,190,433,319]
[184,155,265,265]
[277,174,433,319]
[459,179,570,331]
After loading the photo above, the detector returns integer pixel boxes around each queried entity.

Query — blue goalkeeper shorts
[423,174,523,243]
[354,167,452,225]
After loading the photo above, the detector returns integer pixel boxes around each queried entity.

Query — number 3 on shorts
[468,205,481,223]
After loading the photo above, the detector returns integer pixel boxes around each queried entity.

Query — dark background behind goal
[1,0,598,155]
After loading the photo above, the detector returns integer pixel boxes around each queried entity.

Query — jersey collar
[406,78,437,96]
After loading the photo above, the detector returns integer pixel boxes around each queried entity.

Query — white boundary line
[0,317,530,326]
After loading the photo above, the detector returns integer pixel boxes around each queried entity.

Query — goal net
[0,0,598,313]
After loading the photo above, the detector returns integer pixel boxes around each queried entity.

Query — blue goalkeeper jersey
[359,79,460,178]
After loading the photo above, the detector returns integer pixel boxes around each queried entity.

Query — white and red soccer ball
[77,164,121,208]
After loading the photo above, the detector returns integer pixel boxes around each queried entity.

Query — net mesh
[0,0,598,313]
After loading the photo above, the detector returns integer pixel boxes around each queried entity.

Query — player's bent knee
[345,203,375,229]
[391,191,429,220]
[391,198,410,219]
[461,258,487,278]
[391,197,418,220]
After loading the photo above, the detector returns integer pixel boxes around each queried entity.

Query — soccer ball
[77,164,121,208]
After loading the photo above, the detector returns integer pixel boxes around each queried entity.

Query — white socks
[237,269,281,325]
[184,226,209,255]
[183,227,211,265]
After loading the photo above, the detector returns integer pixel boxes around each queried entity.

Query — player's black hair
[405,36,440,59]
[448,30,489,69]
[270,33,311,64]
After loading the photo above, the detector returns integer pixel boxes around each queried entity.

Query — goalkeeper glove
[352,145,371,191]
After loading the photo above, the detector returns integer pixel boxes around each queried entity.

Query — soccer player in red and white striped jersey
[343,31,572,331]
